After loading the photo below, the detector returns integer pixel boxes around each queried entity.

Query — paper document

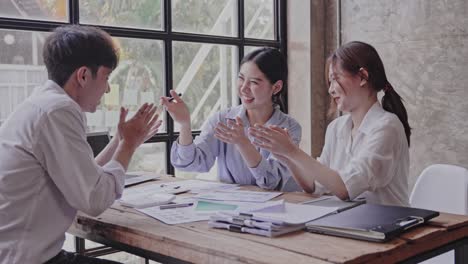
[138,199,206,225]
[120,193,175,209]
[138,199,285,225]
[123,182,190,196]
[171,179,240,194]
[194,190,282,202]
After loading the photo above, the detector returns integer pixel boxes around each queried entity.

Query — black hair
[240,47,288,111]
[327,41,411,146]
[43,25,119,87]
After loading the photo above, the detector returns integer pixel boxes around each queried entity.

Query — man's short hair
[43,25,119,87]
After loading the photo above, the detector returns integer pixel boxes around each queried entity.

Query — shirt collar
[224,104,281,127]
[37,80,84,116]
[358,101,386,135]
[43,80,67,94]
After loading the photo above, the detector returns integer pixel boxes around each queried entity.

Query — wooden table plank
[183,221,407,264]
[428,213,468,230]
[375,226,468,264]
[71,209,330,264]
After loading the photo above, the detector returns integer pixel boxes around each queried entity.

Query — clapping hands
[117,103,162,150]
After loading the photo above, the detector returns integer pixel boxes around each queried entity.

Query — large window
[0,0,286,178]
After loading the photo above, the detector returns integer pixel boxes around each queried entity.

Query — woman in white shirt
[249,41,411,206]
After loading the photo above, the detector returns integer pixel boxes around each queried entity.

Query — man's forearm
[111,141,137,171]
[95,135,119,166]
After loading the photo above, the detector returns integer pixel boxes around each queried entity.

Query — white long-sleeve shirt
[0,80,125,264]
[317,102,410,206]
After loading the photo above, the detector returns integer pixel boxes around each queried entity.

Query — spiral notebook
[306,203,439,242]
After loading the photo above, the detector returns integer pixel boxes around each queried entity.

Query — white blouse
[317,102,410,206]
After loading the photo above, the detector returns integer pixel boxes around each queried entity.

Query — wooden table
[68,177,468,264]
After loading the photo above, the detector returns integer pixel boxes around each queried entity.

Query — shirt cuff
[248,157,277,188]
[313,180,327,195]
[102,160,126,198]
[249,156,268,176]
[339,169,368,201]
[174,141,196,161]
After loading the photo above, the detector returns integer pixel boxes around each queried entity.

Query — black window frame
[0,0,287,176]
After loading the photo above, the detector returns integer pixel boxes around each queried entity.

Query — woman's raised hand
[160,90,190,128]
[248,124,297,156]
[214,116,250,146]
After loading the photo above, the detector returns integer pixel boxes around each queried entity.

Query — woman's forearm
[281,148,317,192]
[236,141,262,168]
[285,148,349,200]
[178,124,193,146]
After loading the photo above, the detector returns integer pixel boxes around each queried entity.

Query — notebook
[306,204,439,242]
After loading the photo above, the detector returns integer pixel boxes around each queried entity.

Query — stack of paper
[208,201,338,237]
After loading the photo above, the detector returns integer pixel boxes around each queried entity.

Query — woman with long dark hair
[161,47,301,191]
[250,41,411,205]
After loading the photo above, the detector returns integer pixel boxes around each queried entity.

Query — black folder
[306,204,439,242]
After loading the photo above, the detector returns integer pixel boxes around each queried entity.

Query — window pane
[86,38,165,134]
[244,0,274,40]
[128,142,166,174]
[0,0,67,21]
[80,0,163,30]
[244,45,263,55]
[172,0,237,37]
[0,29,48,124]
[172,42,239,131]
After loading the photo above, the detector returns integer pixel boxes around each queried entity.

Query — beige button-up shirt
[0,80,125,264]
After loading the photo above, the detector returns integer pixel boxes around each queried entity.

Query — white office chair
[410,164,468,264]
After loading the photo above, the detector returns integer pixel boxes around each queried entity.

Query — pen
[208,221,270,236]
[159,202,193,210]
[156,93,182,117]
[168,93,182,102]
[160,184,180,189]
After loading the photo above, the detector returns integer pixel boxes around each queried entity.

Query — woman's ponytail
[382,82,411,147]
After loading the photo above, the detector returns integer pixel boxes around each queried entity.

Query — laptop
[86,131,159,187]
[86,131,111,157]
